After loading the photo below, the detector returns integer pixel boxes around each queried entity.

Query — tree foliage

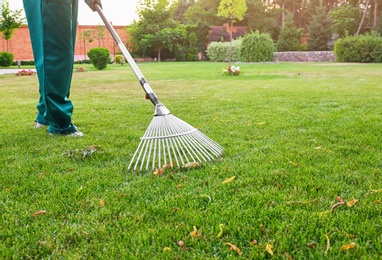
[0,0,25,51]
[307,6,333,51]
[276,12,304,51]
[329,4,361,37]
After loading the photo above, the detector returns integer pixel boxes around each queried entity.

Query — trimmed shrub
[206,39,242,62]
[87,48,110,70]
[241,31,275,62]
[114,55,124,64]
[334,32,382,63]
[0,52,14,67]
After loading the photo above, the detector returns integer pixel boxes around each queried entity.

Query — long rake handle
[95,4,160,107]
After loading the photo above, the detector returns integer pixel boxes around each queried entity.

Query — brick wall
[0,23,129,61]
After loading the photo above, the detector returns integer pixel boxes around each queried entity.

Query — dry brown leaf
[284,251,293,260]
[224,242,242,256]
[340,242,356,251]
[331,197,345,213]
[32,210,46,217]
[222,176,236,184]
[190,226,203,238]
[265,244,274,255]
[250,239,257,246]
[99,200,105,207]
[346,198,358,207]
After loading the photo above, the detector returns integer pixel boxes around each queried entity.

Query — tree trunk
[281,0,285,28]
[374,1,378,28]
[356,0,370,35]
[228,20,233,69]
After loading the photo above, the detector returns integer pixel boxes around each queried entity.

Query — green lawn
[1,62,381,259]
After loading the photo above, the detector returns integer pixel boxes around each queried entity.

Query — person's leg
[42,0,79,134]
[23,0,49,126]
[24,0,80,134]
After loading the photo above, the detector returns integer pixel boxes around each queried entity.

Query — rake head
[128,105,223,172]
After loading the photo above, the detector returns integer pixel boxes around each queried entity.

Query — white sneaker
[35,122,48,128]
[68,131,84,137]
[49,130,84,137]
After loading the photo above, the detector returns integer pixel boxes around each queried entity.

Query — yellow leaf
[318,210,330,217]
[258,122,266,125]
[370,184,382,193]
[265,244,274,255]
[163,247,171,252]
[340,242,356,251]
[216,224,224,238]
[184,162,201,168]
[32,210,46,217]
[190,226,203,238]
[325,233,331,255]
[99,199,105,207]
[224,242,242,256]
[222,176,236,184]
[346,198,358,207]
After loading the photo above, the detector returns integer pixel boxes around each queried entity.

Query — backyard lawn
[1,62,381,259]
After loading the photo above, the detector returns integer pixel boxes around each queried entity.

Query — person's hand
[85,0,102,12]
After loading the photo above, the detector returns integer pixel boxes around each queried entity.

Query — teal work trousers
[23,0,79,134]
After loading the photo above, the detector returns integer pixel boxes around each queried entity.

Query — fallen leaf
[370,184,382,193]
[216,224,224,238]
[258,122,266,125]
[331,197,345,213]
[163,247,171,252]
[184,162,201,168]
[153,168,163,175]
[318,210,330,217]
[325,233,331,254]
[265,244,274,255]
[224,242,242,256]
[250,239,257,246]
[222,176,236,184]
[190,226,203,238]
[284,251,293,260]
[32,210,46,217]
[340,242,356,251]
[346,198,358,207]
[177,240,185,247]
[99,200,105,207]
[307,242,317,249]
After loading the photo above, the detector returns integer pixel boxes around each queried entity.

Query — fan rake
[96,5,223,172]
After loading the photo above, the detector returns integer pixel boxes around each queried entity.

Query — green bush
[87,48,110,70]
[241,31,275,62]
[334,32,382,63]
[0,52,14,67]
[114,55,124,64]
[206,39,242,62]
